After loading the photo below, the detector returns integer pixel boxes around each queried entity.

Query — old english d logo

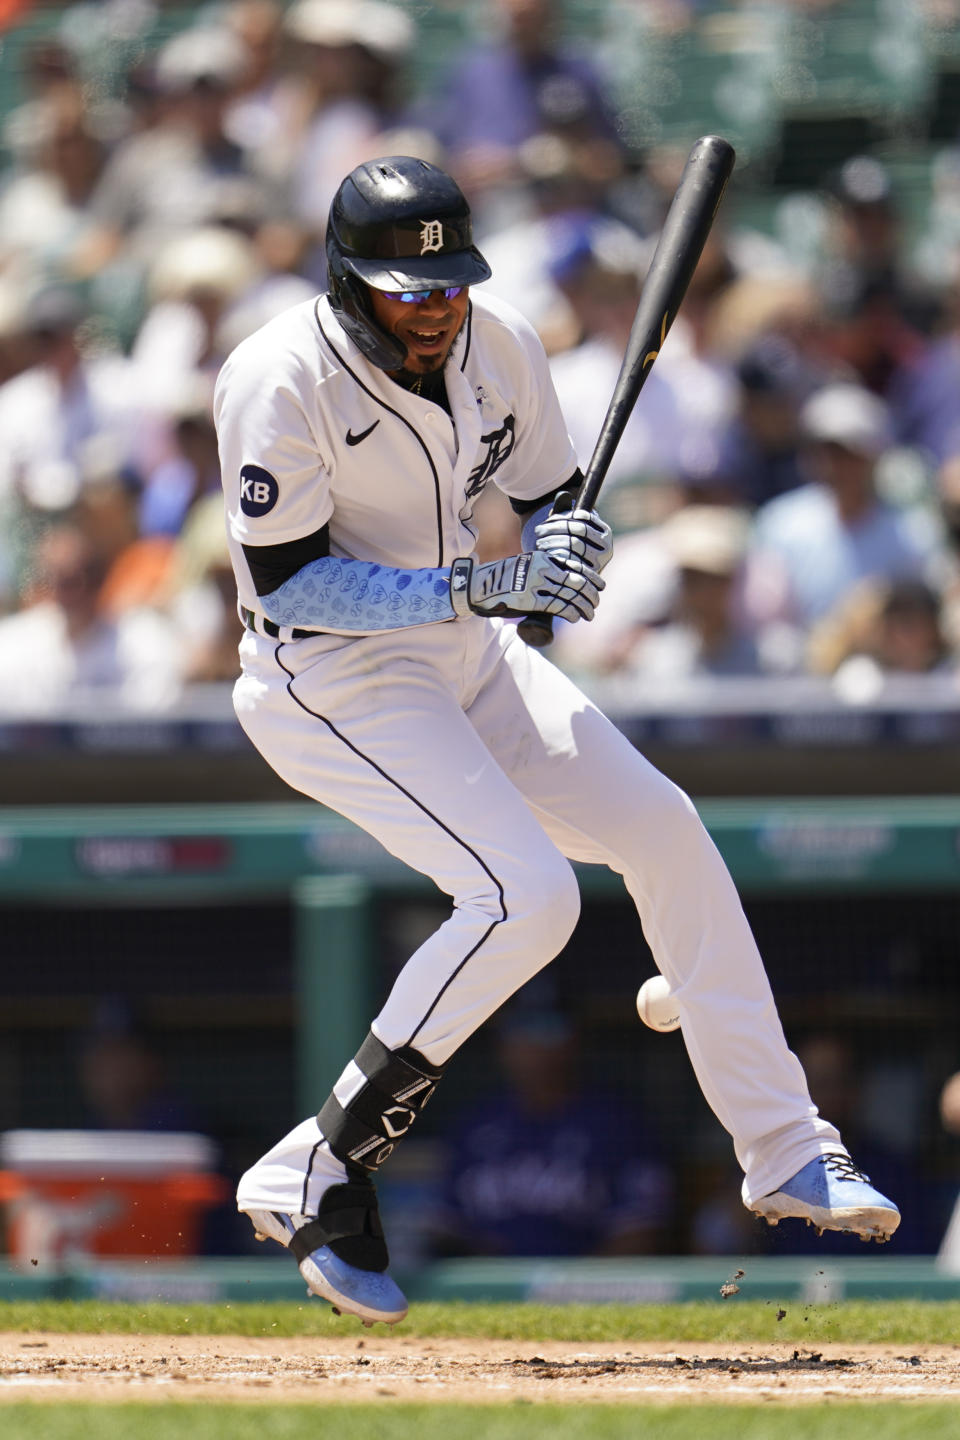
[419,220,444,254]
[466,414,516,497]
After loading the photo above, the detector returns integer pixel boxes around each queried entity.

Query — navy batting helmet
[326,155,492,370]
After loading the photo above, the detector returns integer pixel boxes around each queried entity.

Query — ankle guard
[288,1178,388,1271]
[317,1031,444,1172]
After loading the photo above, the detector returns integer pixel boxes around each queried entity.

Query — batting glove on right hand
[450,551,604,624]
[534,506,614,572]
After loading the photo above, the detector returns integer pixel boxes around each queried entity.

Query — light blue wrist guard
[261,556,456,632]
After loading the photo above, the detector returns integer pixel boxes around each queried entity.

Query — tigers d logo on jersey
[239,464,279,516]
[466,414,516,498]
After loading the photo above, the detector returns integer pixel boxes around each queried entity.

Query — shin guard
[317,1031,444,1173]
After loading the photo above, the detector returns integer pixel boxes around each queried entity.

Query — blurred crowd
[0,0,960,711]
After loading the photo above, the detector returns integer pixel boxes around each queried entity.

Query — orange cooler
[0,1129,225,1267]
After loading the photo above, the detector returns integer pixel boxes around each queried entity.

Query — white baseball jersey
[215,290,578,629]
[221,288,842,1228]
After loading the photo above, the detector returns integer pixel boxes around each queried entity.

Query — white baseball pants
[234,615,841,1209]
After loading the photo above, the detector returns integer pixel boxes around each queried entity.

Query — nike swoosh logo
[346,421,380,446]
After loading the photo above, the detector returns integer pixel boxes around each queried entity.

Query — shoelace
[821,1152,871,1184]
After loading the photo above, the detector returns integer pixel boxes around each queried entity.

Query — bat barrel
[577,135,735,514]
[519,135,735,648]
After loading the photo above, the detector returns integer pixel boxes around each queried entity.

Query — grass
[0,1298,959,1345]
[2,1405,960,1440]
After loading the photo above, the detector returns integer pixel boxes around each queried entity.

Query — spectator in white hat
[130,225,263,413]
[749,382,946,630]
[608,506,781,683]
[553,504,793,683]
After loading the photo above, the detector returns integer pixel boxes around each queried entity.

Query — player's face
[367,285,470,374]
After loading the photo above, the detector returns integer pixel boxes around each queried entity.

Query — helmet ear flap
[333,272,408,371]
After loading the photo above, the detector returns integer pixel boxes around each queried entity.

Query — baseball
[636,974,681,1032]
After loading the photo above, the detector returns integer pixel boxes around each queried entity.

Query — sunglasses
[380,286,465,304]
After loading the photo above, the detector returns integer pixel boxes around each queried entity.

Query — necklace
[412,374,422,396]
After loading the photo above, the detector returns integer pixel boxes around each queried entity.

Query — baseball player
[214,156,899,1327]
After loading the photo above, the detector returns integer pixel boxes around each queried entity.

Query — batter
[214,156,899,1326]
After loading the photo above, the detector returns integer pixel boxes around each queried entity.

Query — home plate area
[0,1334,957,1403]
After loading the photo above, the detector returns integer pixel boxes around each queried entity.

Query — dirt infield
[0,1333,956,1403]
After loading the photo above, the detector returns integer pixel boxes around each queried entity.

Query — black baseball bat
[517,134,736,648]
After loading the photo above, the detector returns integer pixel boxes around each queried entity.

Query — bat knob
[518,614,554,648]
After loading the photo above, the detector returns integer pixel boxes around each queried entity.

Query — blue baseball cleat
[749,1152,900,1243]
[243,1180,408,1325]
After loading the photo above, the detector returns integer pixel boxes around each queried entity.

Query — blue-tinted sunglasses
[380,286,465,304]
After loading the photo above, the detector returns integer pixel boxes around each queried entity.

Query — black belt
[241,606,322,641]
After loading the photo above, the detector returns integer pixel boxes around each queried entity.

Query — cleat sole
[751,1198,899,1242]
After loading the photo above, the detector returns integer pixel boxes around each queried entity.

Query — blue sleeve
[260,555,457,632]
